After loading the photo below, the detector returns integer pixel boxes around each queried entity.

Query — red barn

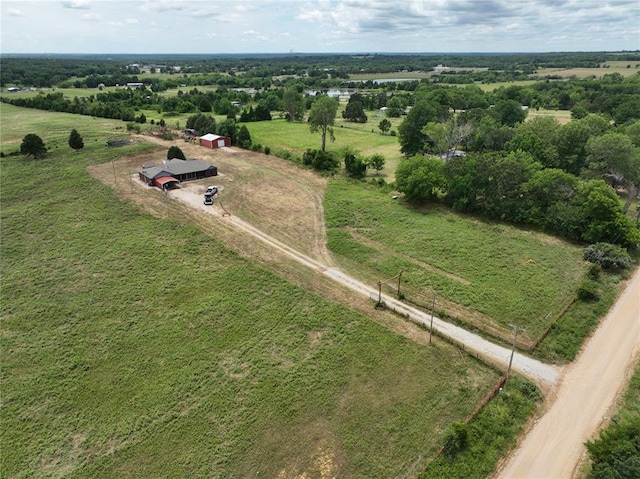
[200,133,231,148]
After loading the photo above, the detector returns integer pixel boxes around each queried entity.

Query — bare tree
[422,118,474,160]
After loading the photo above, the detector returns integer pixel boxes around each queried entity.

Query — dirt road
[495,267,640,479]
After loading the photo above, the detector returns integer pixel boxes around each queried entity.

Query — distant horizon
[2,49,639,58]
[2,1,638,55]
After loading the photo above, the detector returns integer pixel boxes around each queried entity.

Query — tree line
[393,103,640,248]
[4,52,638,88]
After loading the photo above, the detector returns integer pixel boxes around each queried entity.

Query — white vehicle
[205,185,218,195]
[203,192,213,205]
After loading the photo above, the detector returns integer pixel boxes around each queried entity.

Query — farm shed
[200,133,231,149]
[138,158,217,187]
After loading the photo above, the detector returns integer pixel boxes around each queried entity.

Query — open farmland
[535,65,640,79]
[0,104,528,478]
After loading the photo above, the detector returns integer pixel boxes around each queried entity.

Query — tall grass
[324,178,587,342]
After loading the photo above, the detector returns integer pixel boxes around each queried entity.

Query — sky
[1,0,639,54]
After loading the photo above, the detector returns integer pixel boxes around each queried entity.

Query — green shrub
[126,122,141,133]
[587,262,601,280]
[443,422,469,457]
[302,148,339,172]
[583,243,632,270]
[586,415,640,479]
[577,279,599,301]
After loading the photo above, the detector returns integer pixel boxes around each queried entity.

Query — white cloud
[61,0,91,9]
[140,0,188,14]
[8,7,23,16]
[243,30,269,42]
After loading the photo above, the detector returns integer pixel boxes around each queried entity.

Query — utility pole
[429,293,437,344]
[397,270,403,298]
[505,323,522,388]
[377,280,382,305]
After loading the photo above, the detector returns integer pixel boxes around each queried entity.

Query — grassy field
[1,104,528,477]
[324,178,587,344]
[527,108,572,125]
[535,66,640,78]
[243,117,404,177]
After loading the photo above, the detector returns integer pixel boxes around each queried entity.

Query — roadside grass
[534,271,625,363]
[1,106,501,477]
[419,376,541,479]
[324,178,586,343]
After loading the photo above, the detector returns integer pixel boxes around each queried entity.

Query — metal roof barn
[200,133,231,148]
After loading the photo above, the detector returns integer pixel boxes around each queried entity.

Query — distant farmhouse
[139,158,218,189]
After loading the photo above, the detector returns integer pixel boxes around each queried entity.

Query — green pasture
[0,105,515,477]
[420,377,541,479]
[602,60,640,69]
[536,66,640,79]
[242,118,404,176]
[324,178,587,341]
[0,103,132,153]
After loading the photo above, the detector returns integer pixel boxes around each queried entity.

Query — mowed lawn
[324,178,587,341]
[1,106,500,477]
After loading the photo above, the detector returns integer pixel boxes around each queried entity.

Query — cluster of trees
[238,104,272,122]
[392,83,640,247]
[18,129,85,159]
[3,91,147,123]
[184,113,252,149]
